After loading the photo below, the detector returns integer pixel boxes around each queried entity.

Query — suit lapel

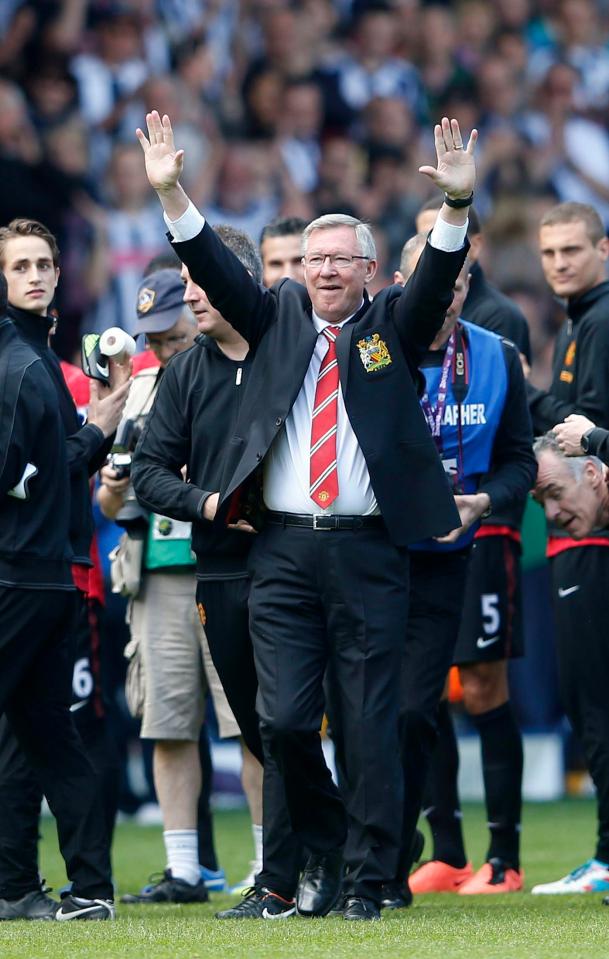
[296,310,320,375]
[337,295,370,396]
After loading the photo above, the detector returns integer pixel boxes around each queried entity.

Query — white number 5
[481,593,500,634]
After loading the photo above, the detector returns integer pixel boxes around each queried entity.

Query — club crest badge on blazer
[357,333,392,372]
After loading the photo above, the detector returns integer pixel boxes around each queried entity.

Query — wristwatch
[581,428,595,454]
[444,192,474,209]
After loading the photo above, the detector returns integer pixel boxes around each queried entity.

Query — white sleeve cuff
[163,201,206,242]
[429,214,468,252]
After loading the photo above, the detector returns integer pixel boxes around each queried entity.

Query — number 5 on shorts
[481,593,500,635]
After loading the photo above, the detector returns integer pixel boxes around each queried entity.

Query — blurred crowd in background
[2,0,609,378]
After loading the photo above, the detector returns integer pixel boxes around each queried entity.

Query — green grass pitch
[1,800,609,958]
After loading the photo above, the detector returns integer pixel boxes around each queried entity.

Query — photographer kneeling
[98,270,240,903]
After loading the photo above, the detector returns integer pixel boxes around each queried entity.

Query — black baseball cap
[134,269,184,335]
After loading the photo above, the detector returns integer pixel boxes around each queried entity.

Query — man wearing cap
[98,269,240,903]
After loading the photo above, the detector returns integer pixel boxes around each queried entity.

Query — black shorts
[454,534,524,665]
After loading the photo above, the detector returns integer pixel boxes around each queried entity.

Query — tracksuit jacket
[0,317,72,588]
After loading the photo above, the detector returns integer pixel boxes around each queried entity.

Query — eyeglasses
[303,253,370,270]
[146,333,190,349]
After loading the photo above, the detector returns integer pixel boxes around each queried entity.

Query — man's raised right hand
[136,111,185,196]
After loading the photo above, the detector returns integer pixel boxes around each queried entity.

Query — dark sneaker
[0,889,59,921]
[120,870,208,904]
[215,886,295,919]
[55,895,115,921]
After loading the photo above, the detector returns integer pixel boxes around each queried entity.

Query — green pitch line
[0,802,607,959]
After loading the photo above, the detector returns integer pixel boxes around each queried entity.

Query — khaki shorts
[130,571,239,741]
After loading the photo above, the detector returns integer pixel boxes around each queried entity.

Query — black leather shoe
[380,880,412,910]
[296,851,343,917]
[343,896,381,921]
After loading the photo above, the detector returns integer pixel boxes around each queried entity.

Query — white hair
[302,214,376,260]
[533,432,603,480]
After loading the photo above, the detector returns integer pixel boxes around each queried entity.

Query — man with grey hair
[532,432,609,895]
[533,432,609,537]
[137,110,476,920]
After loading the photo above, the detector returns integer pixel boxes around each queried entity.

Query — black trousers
[0,587,113,900]
[550,547,609,863]
[0,716,119,900]
[248,524,409,903]
[195,576,301,900]
[399,549,471,875]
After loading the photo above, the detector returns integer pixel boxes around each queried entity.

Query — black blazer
[173,223,467,547]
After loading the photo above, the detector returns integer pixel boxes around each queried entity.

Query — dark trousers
[195,576,301,900]
[0,716,119,900]
[399,549,470,875]
[551,547,609,863]
[248,524,409,903]
[0,587,113,900]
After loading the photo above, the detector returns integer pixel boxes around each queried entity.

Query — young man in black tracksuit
[0,218,128,921]
[0,271,115,921]
[525,202,609,894]
[132,226,301,919]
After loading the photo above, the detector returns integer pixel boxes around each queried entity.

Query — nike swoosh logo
[56,901,112,921]
[477,635,500,649]
[261,906,295,919]
[558,585,580,598]
[70,700,88,713]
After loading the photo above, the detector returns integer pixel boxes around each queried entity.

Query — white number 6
[73,657,93,699]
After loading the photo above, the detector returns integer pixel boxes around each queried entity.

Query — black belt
[266,511,383,531]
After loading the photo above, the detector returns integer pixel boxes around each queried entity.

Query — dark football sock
[423,700,467,869]
[471,701,523,871]
[197,727,219,871]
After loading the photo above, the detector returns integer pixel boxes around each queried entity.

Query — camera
[108,418,140,480]
[106,418,148,530]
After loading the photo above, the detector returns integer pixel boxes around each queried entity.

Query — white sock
[252,822,263,872]
[164,829,200,886]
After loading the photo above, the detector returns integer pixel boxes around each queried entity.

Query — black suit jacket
[173,223,467,547]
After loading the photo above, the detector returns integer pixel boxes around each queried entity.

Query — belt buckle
[312,514,331,531]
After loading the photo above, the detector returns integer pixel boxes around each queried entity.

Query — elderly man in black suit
[137,111,476,921]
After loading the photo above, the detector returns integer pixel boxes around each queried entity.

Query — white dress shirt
[165,202,467,515]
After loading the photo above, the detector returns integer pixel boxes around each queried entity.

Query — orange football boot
[409,860,473,893]
[458,858,524,895]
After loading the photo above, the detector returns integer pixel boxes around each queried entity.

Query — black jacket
[461,262,533,528]
[0,318,73,588]
[527,281,609,434]
[132,336,253,578]
[172,223,467,547]
[9,306,111,565]
[462,262,531,361]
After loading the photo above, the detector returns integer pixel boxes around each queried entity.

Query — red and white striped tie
[310,325,342,510]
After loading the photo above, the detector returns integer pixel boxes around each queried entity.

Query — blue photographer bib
[411,320,507,553]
